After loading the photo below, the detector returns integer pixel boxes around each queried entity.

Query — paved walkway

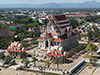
[27,48,85,70]
[79,66,95,75]
[0,69,41,75]
[49,54,84,70]
[93,67,100,75]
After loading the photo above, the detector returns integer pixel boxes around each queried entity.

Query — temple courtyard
[0,69,41,75]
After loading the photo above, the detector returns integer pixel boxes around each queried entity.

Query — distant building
[28,27,39,32]
[97,12,100,15]
[0,29,15,38]
[38,18,46,24]
[38,14,79,51]
[46,15,52,19]
[66,14,88,18]
[40,25,47,33]
[38,15,45,18]
[9,26,16,30]
[38,15,46,24]
[31,17,36,20]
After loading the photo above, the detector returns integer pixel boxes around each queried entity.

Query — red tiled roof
[47,52,63,56]
[38,15,45,18]
[66,14,88,17]
[28,30,32,32]
[54,38,61,41]
[0,29,15,37]
[48,33,53,38]
[81,33,87,35]
[38,37,44,40]
[38,32,77,41]
[8,48,22,52]
[51,32,58,34]
[54,15,67,21]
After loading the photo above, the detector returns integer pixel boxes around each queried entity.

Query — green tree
[90,58,97,66]
[87,31,94,40]
[86,41,98,57]
[4,56,12,64]
[32,57,38,62]
[1,24,8,29]
[0,53,5,61]
[22,59,30,67]
[53,57,63,70]
[45,60,51,68]
[69,19,79,28]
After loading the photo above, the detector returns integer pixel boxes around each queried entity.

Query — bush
[67,51,76,58]
[30,41,38,45]
[4,56,12,64]
[76,44,87,52]
[0,53,5,60]
[67,44,87,58]
[22,59,30,66]
[32,57,38,62]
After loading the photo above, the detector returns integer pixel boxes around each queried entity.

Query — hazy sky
[0,0,100,4]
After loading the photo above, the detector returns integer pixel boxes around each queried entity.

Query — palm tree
[0,53,5,61]
[86,41,98,57]
[53,57,63,70]
[45,60,51,68]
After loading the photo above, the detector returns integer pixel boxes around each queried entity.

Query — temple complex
[7,42,26,58]
[38,14,79,53]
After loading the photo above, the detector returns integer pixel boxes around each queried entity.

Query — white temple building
[38,14,78,51]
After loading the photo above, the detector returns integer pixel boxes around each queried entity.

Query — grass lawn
[38,60,47,63]
[83,54,91,58]
[91,67,97,75]
[83,54,99,59]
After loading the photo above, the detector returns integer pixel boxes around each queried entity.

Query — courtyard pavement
[79,66,95,75]
[0,69,41,75]
[26,46,86,70]
[93,67,100,75]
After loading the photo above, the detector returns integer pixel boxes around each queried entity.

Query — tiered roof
[38,14,77,41]
[7,42,26,52]
[54,15,67,21]
[38,32,77,41]
[47,46,67,56]
[52,14,70,28]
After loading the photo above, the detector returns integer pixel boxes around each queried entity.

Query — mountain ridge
[0,1,100,8]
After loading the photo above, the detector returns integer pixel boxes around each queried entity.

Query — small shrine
[7,41,26,58]
[47,46,67,56]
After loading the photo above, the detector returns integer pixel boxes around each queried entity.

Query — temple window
[54,42,56,45]
[56,42,59,45]
[65,29,67,32]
